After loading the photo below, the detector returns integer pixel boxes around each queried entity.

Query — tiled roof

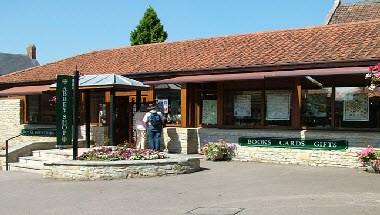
[0,53,39,76]
[1,20,380,84]
[328,1,380,24]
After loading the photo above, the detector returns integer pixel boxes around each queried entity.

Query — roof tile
[1,20,380,84]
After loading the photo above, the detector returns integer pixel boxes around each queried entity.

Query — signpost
[72,70,80,159]
[56,75,73,147]
[239,137,348,150]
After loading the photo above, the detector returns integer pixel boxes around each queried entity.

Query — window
[155,84,181,126]
[302,88,332,128]
[335,87,380,129]
[224,91,262,126]
[201,92,217,126]
[27,94,56,124]
[265,90,291,126]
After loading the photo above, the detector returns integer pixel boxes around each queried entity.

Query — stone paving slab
[187,207,244,215]
[0,161,379,215]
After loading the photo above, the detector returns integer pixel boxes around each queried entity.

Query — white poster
[202,100,217,125]
[266,91,290,120]
[343,93,369,121]
[157,99,169,113]
[234,95,251,117]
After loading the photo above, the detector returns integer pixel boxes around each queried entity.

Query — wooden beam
[292,78,302,128]
[181,84,188,128]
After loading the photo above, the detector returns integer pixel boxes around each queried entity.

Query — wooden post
[292,78,302,128]
[181,84,188,128]
[20,96,27,124]
[85,92,91,148]
[147,87,156,103]
[109,90,116,146]
[194,86,201,127]
[136,90,141,112]
[187,84,196,127]
[261,80,266,127]
[72,70,80,160]
[331,85,336,128]
[217,82,224,128]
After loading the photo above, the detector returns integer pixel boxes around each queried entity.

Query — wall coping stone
[45,156,201,167]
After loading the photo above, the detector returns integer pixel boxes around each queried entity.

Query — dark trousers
[147,127,161,151]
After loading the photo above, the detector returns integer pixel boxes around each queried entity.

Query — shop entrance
[115,96,130,145]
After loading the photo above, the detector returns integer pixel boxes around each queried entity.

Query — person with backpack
[143,104,164,151]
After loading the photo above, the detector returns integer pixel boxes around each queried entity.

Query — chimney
[26,44,36,59]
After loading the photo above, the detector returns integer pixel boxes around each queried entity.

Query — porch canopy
[51,74,150,147]
[50,74,149,90]
[144,67,369,84]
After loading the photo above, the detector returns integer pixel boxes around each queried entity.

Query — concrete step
[32,148,90,160]
[32,149,72,160]
[6,163,49,175]
[18,156,61,167]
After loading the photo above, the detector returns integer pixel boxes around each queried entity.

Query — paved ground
[0,160,379,215]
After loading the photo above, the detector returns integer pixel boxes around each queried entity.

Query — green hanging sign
[56,75,73,146]
[239,137,348,150]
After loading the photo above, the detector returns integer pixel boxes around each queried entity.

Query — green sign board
[21,128,56,137]
[239,137,348,150]
[56,75,73,146]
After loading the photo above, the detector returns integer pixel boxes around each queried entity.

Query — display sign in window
[266,91,290,121]
[343,93,369,121]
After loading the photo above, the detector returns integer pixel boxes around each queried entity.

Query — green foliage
[130,6,168,46]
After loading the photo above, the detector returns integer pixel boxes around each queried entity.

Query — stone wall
[163,127,198,154]
[162,127,380,168]
[0,99,23,145]
[44,157,200,180]
[236,146,361,168]
[79,125,108,146]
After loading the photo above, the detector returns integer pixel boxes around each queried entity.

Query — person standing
[135,105,147,149]
[143,104,164,151]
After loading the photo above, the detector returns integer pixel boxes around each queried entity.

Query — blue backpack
[149,112,162,128]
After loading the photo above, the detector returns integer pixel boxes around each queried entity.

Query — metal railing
[5,134,21,171]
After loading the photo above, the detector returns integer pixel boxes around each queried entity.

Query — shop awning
[144,67,369,84]
[0,85,51,96]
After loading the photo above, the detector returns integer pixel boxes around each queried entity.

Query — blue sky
[1,0,345,64]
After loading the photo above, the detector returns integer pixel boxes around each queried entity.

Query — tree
[130,6,168,46]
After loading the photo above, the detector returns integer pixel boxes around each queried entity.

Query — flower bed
[78,146,168,161]
[201,139,237,161]
[358,145,380,174]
